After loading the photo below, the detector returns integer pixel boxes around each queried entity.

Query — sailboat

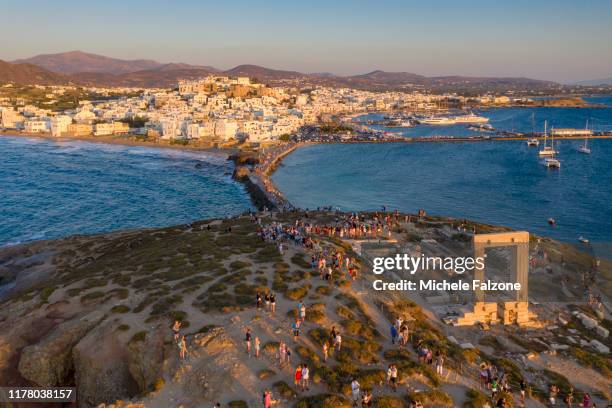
[527,113,539,146]
[539,121,558,157]
[543,125,561,168]
[578,119,591,154]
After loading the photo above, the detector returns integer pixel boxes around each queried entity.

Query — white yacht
[454,112,489,123]
[527,138,539,146]
[544,157,561,168]
[420,116,456,125]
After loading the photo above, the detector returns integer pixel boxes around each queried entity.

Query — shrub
[130,331,147,344]
[273,381,297,399]
[258,369,276,380]
[285,284,311,300]
[40,286,56,302]
[372,396,404,408]
[111,305,130,313]
[296,394,350,408]
[80,291,105,302]
[464,388,489,408]
[291,253,311,269]
[408,390,453,407]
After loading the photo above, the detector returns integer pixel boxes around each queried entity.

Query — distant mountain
[72,67,219,88]
[1,51,569,93]
[0,59,70,85]
[223,65,305,80]
[13,51,164,75]
[349,70,427,83]
[150,63,219,72]
[576,77,612,86]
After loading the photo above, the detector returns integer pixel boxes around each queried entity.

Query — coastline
[0,130,235,156]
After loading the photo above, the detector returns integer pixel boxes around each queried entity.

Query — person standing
[292,319,301,341]
[178,335,188,360]
[245,328,252,357]
[351,378,360,407]
[435,351,445,375]
[519,379,527,403]
[334,332,342,351]
[294,365,302,389]
[301,364,310,391]
[388,364,398,391]
[582,392,590,408]
[270,293,276,313]
[172,320,182,343]
[390,324,398,345]
[254,336,261,358]
[362,389,373,407]
[256,292,262,310]
[322,341,329,362]
[263,389,276,408]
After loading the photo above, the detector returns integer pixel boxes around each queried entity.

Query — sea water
[0,136,252,246]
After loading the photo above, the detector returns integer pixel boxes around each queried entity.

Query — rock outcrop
[17,310,104,386]
[127,325,167,393]
[73,321,139,407]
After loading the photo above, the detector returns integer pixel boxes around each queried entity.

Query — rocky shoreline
[229,142,304,211]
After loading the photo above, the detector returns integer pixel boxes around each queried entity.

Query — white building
[24,119,50,133]
[214,119,238,141]
[51,115,72,137]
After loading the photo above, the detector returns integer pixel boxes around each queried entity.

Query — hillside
[72,67,220,88]
[1,210,610,407]
[223,64,305,80]
[0,59,71,85]
[577,77,612,86]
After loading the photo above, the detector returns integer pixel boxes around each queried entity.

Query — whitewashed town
[0,75,528,145]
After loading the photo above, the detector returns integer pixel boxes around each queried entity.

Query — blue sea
[273,102,612,253]
[0,137,252,246]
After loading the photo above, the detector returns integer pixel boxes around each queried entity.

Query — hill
[0,59,71,85]
[576,77,612,86]
[223,64,305,80]
[72,67,219,88]
[0,210,610,406]
[13,50,164,75]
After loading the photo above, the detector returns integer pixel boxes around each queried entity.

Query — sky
[2,0,611,83]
